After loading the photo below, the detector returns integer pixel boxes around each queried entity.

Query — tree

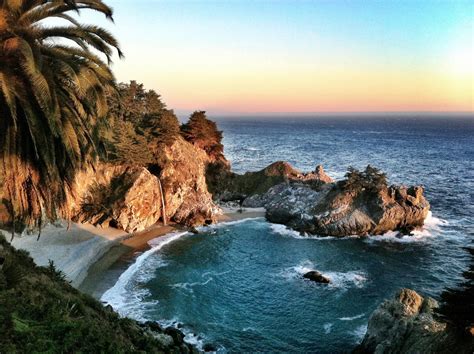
[181,111,224,160]
[141,109,181,149]
[343,165,388,193]
[0,0,122,229]
[108,81,166,124]
[108,120,153,166]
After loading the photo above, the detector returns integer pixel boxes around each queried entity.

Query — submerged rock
[354,288,474,354]
[303,271,331,284]
[203,343,218,352]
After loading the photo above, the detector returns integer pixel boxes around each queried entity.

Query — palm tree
[0,0,122,232]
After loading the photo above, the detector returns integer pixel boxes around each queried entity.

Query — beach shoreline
[3,207,266,297]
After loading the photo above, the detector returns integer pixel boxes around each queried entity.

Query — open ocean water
[102,115,474,353]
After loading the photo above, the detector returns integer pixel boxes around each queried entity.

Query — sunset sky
[84,0,473,115]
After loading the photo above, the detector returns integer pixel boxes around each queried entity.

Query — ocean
[101,115,473,352]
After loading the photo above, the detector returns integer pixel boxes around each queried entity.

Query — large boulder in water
[303,270,331,284]
[354,288,474,353]
[249,166,430,237]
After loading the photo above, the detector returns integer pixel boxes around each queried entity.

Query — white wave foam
[281,260,368,289]
[101,231,189,319]
[202,270,231,278]
[338,313,365,321]
[324,271,367,289]
[269,223,362,240]
[424,211,449,229]
[323,323,333,334]
[350,324,368,341]
[157,319,208,351]
[171,277,214,292]
[270,224,308,238]
[172,269,232,293]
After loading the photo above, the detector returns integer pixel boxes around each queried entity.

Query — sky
[81,0,473,115]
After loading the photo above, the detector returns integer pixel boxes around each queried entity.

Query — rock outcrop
[263,182,429,237]
[71,165,162,233]
[69,137,222,233]
[207,161,333,202]
[157,137,221,226]
[355,288,474,354]
[211,162,430,237]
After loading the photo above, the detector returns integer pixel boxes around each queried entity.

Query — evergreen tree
[109,81,166,124]
[181,111,224,160]
[343,165,388,193]
[141,110,181,149]
[109,121,153,166]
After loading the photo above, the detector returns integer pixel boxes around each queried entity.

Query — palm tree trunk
[158,178,167,226]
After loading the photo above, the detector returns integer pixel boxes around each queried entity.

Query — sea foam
[367,211,449,244]
[101,231,189,319]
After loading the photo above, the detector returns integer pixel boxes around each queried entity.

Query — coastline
[4,207,266,298]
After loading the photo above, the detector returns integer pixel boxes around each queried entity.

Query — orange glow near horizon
[97,1,473,114]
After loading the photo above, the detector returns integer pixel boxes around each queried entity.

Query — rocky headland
[209,161,430,237]
[355,288,474,353]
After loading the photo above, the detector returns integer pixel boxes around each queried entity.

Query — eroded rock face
[158,138,221,226]
[355,289,474,354]
[71,165,163,233]
[69,137,222,232]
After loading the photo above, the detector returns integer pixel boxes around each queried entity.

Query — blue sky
[81,0,473,114]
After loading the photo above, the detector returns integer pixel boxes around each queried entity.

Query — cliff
[355,289,474,353]
[65,137,220,233]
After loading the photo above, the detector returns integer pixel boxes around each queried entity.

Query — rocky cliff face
[68,137,221,233]
[355,288,474,354]
[157,137,221,226]
[265,182,429,236]
[71,165,162,233]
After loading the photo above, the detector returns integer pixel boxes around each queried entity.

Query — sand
[3,208,266,291]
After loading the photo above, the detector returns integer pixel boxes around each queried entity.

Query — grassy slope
[0,233,195,353]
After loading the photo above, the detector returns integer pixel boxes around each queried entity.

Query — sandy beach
[3,207,266,294]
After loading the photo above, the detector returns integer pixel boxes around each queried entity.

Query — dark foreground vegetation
[0,233,196,353]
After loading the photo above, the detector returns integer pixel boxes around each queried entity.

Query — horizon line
[175,110,474,119]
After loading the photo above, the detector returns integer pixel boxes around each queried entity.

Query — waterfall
[158,178,167,226]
